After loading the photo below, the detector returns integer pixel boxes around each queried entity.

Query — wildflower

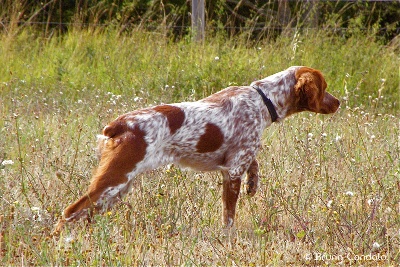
[31,207,42,222]
[372,242,380,249]
[307,133,313,139]
[1,160,14,166]
[65,235,75,244]
[327,200,333,208]
[214,56,220,61]
[384,207,392,213]
[321,132,327,138]
[367,197,381,206]
[31,207,41,212]
[335,134,342,142]
[345,191,354,197]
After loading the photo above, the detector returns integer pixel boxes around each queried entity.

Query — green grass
[0,28,399,265]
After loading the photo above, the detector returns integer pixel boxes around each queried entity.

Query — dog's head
[293,67,340,114]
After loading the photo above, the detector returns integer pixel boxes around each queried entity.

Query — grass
[0,28,399,265]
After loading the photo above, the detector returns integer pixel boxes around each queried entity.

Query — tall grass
[0,27,399,265]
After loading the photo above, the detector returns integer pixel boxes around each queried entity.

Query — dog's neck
[251,67,299,122]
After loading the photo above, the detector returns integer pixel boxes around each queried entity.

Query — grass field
[1,28,399,265]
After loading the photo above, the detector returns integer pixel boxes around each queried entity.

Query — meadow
[0,28,399,266]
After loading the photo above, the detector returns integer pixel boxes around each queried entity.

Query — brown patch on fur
[63,126,147,220]
[204,86,242,101]
[153,105,185,135]
[202,86,243,112]
[103,119,128,138]
[196,123,224,153]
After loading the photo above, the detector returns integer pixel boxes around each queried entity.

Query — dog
[53,66,340,233]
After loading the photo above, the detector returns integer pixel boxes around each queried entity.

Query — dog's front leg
[244,159,259,197]
[221,170,242,228]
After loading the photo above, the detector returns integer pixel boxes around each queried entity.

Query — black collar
[252,85,279,122]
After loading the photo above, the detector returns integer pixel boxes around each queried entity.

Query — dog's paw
[244,180,257,197]
[51,218,66,237]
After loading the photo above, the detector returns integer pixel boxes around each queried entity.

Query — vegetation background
[0,0,399,265]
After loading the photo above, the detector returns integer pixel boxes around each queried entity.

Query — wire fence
[2,20,398,33]
[1,0,398,38]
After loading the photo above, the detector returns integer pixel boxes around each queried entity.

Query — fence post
[191,0,205,42]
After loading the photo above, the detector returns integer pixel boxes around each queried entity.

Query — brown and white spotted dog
[54,66,340,233]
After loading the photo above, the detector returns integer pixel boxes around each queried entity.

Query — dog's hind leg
[53,126,147,234]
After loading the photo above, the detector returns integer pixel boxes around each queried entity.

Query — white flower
[327,200,333,208]
[321,133,327,138]
[384,207,392,213]
[31,207,42,222]
[65,235,75,244]
[372,242,380,249]
[345,191,354,197]
[367,197,381,206]
[308,133,313,138]
[335,134,342,142]
[2,160,14,166]
[214,56,220,61]
[31,207,41,212]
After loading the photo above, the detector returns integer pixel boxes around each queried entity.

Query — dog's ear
[294,70,321,111]
[294,72,316,95]
[294,76,305,94]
